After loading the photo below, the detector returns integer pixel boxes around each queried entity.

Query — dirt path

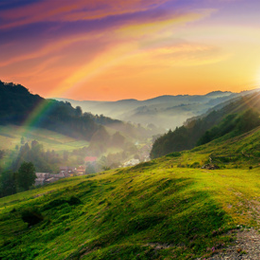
[202,228,260,260]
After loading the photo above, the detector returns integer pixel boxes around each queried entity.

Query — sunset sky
[1,0,260,101]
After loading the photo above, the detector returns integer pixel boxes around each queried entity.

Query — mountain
[0,80,102,140]
[56,91,240,130]
[0,80,155,141]
[0,81,154,172]
[2,122,260,259]
[150,90,260,158]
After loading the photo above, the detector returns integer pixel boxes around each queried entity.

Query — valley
[1,81,260,259]
[1,1,259,259]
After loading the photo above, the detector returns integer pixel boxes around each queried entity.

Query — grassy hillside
[1,128,260,259]
[177,125,260,169]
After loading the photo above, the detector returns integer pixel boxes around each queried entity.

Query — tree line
[0,162,36,198]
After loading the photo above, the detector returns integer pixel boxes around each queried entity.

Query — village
[34,153,150,186]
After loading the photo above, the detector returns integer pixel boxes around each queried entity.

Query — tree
[0,150,4,160]
[63,151,69,161]
[17,162,36,191]
[111,132,125,147]
[0,171,17,197]
[75,106,82,117]
[21,137,25,144]
[85,163,96,174]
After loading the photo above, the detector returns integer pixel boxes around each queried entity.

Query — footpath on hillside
[197,228,260,260]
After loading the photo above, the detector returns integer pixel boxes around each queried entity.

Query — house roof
[84,156,97,162]
[36,172,50,178]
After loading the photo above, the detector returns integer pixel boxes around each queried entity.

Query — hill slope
[2,128,260,259]
[151,91,260,158]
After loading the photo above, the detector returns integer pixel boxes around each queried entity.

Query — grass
[1,128,260,259]
[172,126,260,169]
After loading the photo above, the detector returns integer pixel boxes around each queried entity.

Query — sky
[0,0,260,101]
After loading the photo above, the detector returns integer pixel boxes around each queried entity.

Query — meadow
[1,155,260,259]
[1,126,260,259]
[0,125,89,152]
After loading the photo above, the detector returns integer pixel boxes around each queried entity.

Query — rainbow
[18,98,55,139]
[24,100,53,129]
[0,99,57,171]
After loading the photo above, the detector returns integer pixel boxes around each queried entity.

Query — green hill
[0,80,153,144]
[1,127,260,259]
[150,91,260,159]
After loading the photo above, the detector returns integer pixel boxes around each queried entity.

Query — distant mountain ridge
[56,90,246,130]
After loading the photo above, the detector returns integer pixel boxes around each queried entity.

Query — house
[123,159,140,167]
[59,166,76,176]
[35,171,69,186]
[84,157,97,163]
[45,177,58,184]
[76,165,86,175]
[35,173,50,186]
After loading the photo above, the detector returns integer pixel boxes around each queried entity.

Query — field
[0,125,89,152]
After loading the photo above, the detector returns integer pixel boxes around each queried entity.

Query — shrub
[21,208,44,227]
[68,196,82,206]
[166,152,181,158]
[190,162,201,168]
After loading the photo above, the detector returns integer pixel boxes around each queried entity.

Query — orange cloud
[0,32,105,67]
[44,9,215,97]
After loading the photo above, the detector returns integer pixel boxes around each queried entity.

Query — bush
[190,162,200,168]
[21,208,44,227]
[68,196,82,206]
[166,152,181,158]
